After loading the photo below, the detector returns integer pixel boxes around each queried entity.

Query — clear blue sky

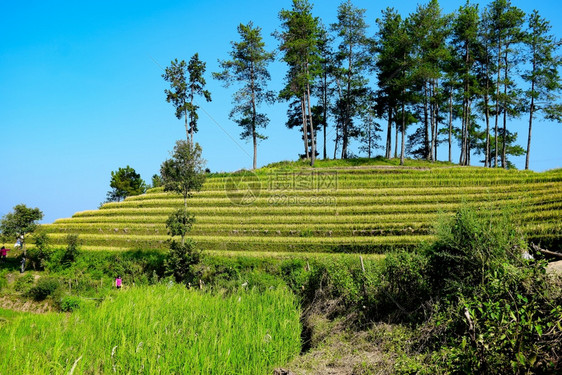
[1,0,561,224]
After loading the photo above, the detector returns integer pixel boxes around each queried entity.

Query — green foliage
[213,21,275,169]
[165,239,201,284]
[330,0,371,159]
[27,232,52,270]
[14,273,34,293]
[106,165,146,202]
[27,277,60,301]
[165,208,195,241]
[160,140,206,204]
[426,205,523,295]
[163,54,212,142]
[0,204,43,249]
[59,295,83,312]
[62,234,81,266]
[378,251,430,321]
[151,174,163,188]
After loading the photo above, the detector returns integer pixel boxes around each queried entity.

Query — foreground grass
[0,285,301,374]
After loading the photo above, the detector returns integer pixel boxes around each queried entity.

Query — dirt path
[0,296,53,313]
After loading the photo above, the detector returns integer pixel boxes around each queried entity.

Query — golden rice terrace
[42,163,562,256]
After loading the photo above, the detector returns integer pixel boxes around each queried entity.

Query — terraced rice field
[42,165,562,256]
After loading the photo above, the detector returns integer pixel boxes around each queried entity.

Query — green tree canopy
[107,166,146,202]
[160,140,206,208]
[214,22,275,170]
[0,204,44,252]
[276,0,322,165]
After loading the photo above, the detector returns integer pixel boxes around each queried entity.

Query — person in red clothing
[0,246,10,262]
[115,276,122,289]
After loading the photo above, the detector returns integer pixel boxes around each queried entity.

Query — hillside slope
[42,162,562,256]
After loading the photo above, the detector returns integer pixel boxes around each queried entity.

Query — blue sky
[1,0,561,223]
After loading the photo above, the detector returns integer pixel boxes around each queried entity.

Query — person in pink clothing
[0,246,10,262]
[115,276,122,289]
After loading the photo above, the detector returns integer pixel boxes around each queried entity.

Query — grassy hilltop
[42,159,562,255]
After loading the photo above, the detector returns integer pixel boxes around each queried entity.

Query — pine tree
[522,10,562,170]
[488,0,525,168]
[374,7,404,160]
[331,0,371,159]
[163,55,211,144]
[276,0,322,166]
[406,0,450,161]
[451,2,481,166]
[214,22,275,170]
[186,53,212,144]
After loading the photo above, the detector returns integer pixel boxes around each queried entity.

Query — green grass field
[37,161,562,256]
[0,285,301,374]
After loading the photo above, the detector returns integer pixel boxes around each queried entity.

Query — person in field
[115,276,122,289]
[0,246,10,262]
[20,254,26,273]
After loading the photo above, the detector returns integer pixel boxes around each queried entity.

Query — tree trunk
[394,116,399,159]
[484,93,490,168]
[386,107,392,159]
[367,125,371,159]
[448,91,453,163]
[501,51,508,169]
[464,98,472,165]
[333,123,339,160]
[251,67,258,170]
[306,74,316,167]
[423,81,430,160]
[494,39,502,168]
[526,68,536,170]
[484,43,491,168]
[190,87,195,145]
[460,96,466,165]
[301,97,309,159]
[184,107,190,144]
[433,80,440,162]
[342,43,353,160]
[323,72,328,160]
[429,81,435,162]
[400,102,406,166]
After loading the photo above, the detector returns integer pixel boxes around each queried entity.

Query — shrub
[59,295,83,312]
[164,239,201,284]
[27,233,53,270]
[14,273,35,293]
[378,251,430,322]
[61,234,81,266]
[426,205,524,296]
[27,277,60,301]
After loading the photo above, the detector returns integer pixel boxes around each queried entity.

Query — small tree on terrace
[160,140,206,209]
[106,166,146,202]
[0,204,43,255]
[160,140,206,284]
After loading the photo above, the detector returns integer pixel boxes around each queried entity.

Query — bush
[164,239,201,284]
[426,205,524,296]
[59,295,83,312]
[14,273,34,293]
[61,234,81,266]
[27,233,53,270]
[27,277,60,301]
[377,251,430,322]
[410,206,562,373]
